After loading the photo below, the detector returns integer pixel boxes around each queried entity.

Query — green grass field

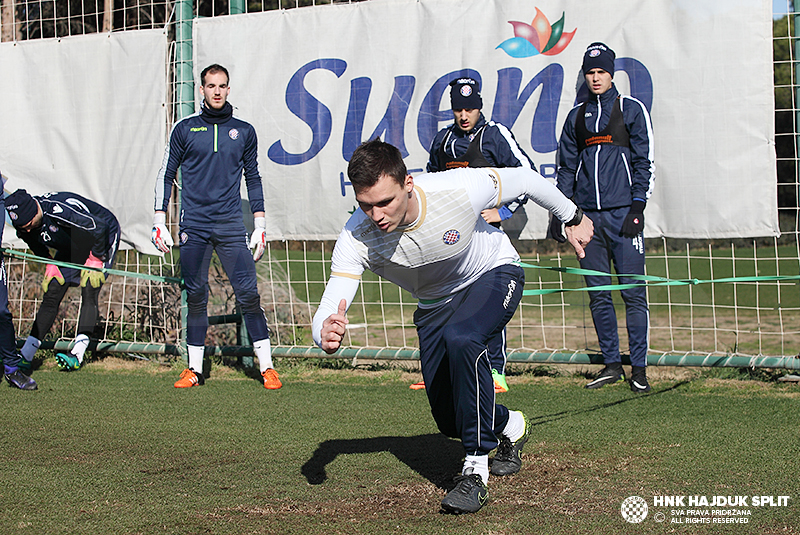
[1,358,797,534]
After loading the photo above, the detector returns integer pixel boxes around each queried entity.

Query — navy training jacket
[427,114,535,173]
[427,114,535,219]
[154,103,264,227]
[555,84,655,211]
[16,191,120,264]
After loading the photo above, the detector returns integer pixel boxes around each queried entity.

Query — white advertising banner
[194,0,777,240]
[0,29,167,252]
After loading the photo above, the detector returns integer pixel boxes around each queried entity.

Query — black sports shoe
[491,412,531,476]
[585,363,625,389]
[629,366,651,393]
[441,469,488,514]
[4,370,38,390]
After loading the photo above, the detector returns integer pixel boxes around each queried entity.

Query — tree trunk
[1,0,17,42]
[103,0,113,32]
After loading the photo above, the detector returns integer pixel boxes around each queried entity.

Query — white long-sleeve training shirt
[312,166,578,348]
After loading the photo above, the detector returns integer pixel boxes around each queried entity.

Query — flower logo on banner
[496,8,576,58]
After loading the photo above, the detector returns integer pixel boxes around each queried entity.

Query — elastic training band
[1,248,181,284]
[516,260,800,296]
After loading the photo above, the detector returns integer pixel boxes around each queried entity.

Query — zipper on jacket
[593,95,602,210]
[594,147,602,209]
[214,124,218,153]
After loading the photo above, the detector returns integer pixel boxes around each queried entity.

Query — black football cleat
[629,366,652,393]
[441,469,489,514]
[5,370,38,390]
[585,363,625,389]
[491,412,531,476]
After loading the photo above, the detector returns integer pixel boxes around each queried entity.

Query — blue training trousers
[31,222,120,340]
[0,197,20,372]
[580,208,649,367]
[414,264,525,456]
[179,223,269,346]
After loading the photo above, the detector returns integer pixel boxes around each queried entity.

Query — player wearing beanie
[549,42,655,393]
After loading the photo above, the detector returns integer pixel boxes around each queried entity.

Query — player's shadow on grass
[302,433,463,490]
[530,380,690,427]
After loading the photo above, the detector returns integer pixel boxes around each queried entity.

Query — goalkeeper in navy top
[7,189,120,372]
[152,63,281,390]
[550,42,655,393]
[312,139,593,513]
[421,77,536,394]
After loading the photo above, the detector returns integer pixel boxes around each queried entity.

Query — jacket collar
[450,113,487,138]
[593,83,620,106]
[200,101,234,124]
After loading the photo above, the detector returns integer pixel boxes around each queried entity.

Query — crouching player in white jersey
[312,139,593,514]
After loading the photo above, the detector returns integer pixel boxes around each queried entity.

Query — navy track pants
[580,208,649,367]
[414,264,525,455]
[179,223,268,346]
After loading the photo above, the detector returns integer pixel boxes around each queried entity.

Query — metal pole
[26,340,800,370]
[234,304,254,368]
[175,0,194,120]
[175,0,195,364]
[794,1,800,215]
[229,0,246,15]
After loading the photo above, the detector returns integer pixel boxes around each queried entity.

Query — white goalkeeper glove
[151,212,173,253]
[249,216,267,262]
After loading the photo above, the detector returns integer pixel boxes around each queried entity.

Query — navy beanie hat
[582,42,615,77]
[5,189,38,228]
[449,77,482,110]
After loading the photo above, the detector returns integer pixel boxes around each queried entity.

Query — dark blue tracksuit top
[154,102,264,227]
[16,191,120,265]
[556,84,655,210]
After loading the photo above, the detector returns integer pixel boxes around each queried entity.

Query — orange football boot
[262,368,282,389]
[174,368,204,388]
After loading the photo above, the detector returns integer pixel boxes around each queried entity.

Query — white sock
[72,334,90,364]
[21,336,40,361]
[463,454,489,485]
[188,345,204,374]
[502,410,526,443]
[254,338,273,372]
